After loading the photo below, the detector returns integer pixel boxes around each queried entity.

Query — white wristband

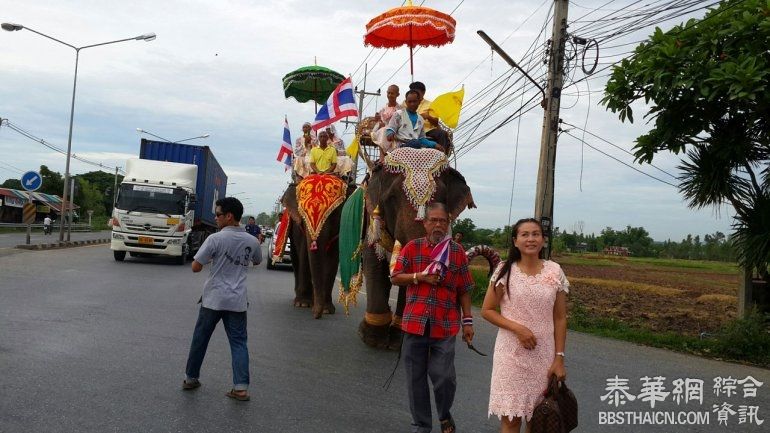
[556,352,565,358]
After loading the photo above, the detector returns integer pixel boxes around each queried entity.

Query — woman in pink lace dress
[482,218,569,433]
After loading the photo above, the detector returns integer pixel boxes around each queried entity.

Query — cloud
[0,0,733,240]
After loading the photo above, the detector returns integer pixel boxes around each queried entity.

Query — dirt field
[555,254,740,336]
[469,254,741,337]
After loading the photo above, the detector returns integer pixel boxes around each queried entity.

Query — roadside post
[20,170,42,245]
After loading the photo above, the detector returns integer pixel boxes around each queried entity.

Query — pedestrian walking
[182,197,261,401]
[390,202,475,433]
[482,218,569,433]
[244,216,264,256]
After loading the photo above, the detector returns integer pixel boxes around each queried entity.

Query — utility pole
[113,166,119,211]
[534,0,570,258]
[343,64,380,182]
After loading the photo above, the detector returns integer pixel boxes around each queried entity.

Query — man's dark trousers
[403,326,457,433]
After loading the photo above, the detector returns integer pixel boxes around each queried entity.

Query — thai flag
[312,77,358,131]
[422,235,451,278]
[276,117,293,170]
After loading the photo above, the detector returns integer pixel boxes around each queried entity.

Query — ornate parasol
[282,65,345,106]
[364,0,456,81]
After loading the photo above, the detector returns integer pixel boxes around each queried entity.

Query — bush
[712,308,770,365]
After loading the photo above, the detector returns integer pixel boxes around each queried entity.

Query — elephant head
[281,177,353,319]
[365,164,476,245]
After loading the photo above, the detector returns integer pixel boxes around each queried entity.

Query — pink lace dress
[488,260,569,421]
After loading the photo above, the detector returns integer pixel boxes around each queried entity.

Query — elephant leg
[321,239,339,315]
[358,246,396,349]
[290,223,312,308]
[387,285,407,350]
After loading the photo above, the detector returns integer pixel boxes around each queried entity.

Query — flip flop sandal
[440,417,456,433]
[182,380,201,390]
[226,389,250,401]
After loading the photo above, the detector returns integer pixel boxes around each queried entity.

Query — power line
[561,129,678,187]
[1,120,125,174]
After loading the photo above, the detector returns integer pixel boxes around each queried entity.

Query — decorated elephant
[340,147,479,349]
[280,174,353,319]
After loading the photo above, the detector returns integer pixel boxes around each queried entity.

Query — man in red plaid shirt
[390,202,475,433]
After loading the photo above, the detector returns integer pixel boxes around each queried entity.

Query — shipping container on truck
[139,139,228,249]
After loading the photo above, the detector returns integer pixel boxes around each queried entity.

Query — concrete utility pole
[534,0,570,258]
[343,64,380,182]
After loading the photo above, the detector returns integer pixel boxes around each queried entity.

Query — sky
[0,0,734,241]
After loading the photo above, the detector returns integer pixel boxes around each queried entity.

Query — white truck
[110,158,197,264]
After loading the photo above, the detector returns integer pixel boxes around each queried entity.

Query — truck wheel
[176,250,187,265]
[114,251,126,262]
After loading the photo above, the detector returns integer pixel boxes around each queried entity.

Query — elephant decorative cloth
[272,208,291,263]
[338,186,366,314]
[297,174,348,250]
[384,147,448,220]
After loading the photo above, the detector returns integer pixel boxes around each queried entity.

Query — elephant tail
[465,245,502,277]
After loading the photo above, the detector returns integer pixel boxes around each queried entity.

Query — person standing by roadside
[482,218,569,433]
[182,197,261,401]
[390,202,475,433]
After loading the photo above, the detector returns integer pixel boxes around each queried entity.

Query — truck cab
[110,159,197,264]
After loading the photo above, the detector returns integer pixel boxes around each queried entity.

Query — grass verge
[469,270,770,367]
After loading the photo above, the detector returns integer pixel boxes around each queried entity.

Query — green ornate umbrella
[282,65,345,105]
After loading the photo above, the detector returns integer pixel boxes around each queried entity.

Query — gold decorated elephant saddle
[297,174,348,250]
[384,147,448,220]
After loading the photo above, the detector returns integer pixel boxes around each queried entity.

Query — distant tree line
[451,217,736,262]
[2,165,123,219]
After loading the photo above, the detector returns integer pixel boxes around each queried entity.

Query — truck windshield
[116,184,186,215]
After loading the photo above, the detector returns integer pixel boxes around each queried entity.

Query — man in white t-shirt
[182,197,260,401]
[43,215,52,235]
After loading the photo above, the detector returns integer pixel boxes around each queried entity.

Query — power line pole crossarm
[535,0,569,258]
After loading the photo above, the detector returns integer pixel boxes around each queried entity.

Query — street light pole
[2,23,156,242]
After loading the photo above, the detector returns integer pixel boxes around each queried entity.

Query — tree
[255,212,271,226]
[452,218,477,244]
[601,0,769,283]
[73,178,106,217]
[1,178,22,190]
[39,165,64,197]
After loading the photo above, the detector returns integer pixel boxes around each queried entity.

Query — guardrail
[0,222,94,232]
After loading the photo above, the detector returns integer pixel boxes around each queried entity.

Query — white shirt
[44,217,52,226]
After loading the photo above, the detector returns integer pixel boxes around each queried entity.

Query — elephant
[357,162,477,349]
[281,176,354,319]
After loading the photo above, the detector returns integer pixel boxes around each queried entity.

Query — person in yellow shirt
[309,130,338,175]
[410,81,451,154]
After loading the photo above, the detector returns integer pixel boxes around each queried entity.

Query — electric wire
[562,130,678,187]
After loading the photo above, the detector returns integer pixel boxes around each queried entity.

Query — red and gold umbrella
[364,0,456,81]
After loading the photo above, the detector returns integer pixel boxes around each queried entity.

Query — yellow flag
[346,136,360,159]
[428,87,465,129]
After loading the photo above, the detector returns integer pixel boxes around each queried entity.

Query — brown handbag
[530,375,579,433]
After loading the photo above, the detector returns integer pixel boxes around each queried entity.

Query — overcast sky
[0,0,733,240]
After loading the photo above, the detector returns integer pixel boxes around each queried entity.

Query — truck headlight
[112,233,125,240]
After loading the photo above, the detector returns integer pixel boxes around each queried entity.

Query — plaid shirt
[392,237,475,338]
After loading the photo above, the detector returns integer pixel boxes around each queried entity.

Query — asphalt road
[0,229,110,248]
[0,245,768,432]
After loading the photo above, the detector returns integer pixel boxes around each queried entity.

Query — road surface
[0,245,767,432]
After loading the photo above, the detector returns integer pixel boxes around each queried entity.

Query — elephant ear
[442,167,476,220]
[281,183,303,224]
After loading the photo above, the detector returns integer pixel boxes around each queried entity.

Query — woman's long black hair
[495,218,545,298]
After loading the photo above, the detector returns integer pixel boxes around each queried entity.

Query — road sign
[23,203,36,224]
[21,171,42,192]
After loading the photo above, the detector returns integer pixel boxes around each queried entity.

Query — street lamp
[137,128,210,143]
[3,23,156,242]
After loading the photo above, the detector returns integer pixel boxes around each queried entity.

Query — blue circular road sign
[21,171,42,192]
